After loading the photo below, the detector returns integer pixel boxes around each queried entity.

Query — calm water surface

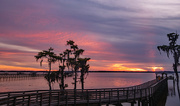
[0,72,180,106]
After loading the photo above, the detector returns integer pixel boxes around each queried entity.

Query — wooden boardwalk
[0,78,167,106]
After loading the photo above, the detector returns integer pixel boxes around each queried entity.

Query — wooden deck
[0,78,167,106]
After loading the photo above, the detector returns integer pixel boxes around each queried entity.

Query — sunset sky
[1,0,180,71]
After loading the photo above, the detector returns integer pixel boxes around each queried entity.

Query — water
[0,72,180,106]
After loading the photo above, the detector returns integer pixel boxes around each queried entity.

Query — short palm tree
[56,52,67,90]
[78,58,90,90]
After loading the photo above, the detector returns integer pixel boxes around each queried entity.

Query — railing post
[7,93,10,106]
[40,93,42,106]
[22,92,25,106]
[74,89,76,106]
[109,91,111,104]
[134,89,136,100]
[99,91,101,105]
[87,90,89,106]
[117,90,120,105]
[111,89,113,96]
[28,95,31,106]
[151,87,153,94]
[96,89,97,99]
[36,91,38,103]
[13,97,16,106]
[148,88,150,97]
[123,88,125,95]
[49,91,51,106]
[58,91,60,105]
[104,89,105,98]
[140,89,142,99]
[126,90,129,101]
[66,91,68,106]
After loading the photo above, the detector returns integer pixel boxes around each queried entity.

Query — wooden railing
[0,78,167,105]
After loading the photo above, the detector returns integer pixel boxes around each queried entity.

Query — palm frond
[67,40,74,45]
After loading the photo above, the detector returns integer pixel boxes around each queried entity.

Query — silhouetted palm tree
[34,47,57,90]
[157,32,180,82]
[66,40,87,105]
[78,58,90,89]
[66,40,85,90]
[56,52,68,90]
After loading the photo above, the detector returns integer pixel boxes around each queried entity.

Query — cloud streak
[0,42,40,52]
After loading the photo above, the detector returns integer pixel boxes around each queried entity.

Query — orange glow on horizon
[0,65,44,71]
[1,65,164,72]
[150,67,164,71]
[90,64,147,71]
[111,64,147,71]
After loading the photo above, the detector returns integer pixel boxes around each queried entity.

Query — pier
[0,77,168,106]
[0,74,44,82]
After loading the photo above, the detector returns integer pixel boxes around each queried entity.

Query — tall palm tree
[157,32,180,82]
[66,40,86,105]
[78,58,90,90]
[34,47,57,90]
[66,40,84,90]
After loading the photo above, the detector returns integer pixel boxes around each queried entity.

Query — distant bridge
[0,77,169,106]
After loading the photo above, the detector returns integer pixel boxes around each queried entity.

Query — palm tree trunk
[81,71,84,90]
[74,66,78,105]
[48,62,52,90]
[81,79,84,90]
[174,52,179,83]
[61,68,65,90]
[74,69,77,90]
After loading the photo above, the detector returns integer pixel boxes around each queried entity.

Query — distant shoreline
[88,71,177,73]
[0,70,178,73]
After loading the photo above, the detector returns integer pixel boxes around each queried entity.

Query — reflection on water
[166,76,180,106]
[83,73,155,89]
[0,73,155,92]
[168,85,175,96]
[177,81,180,100]
[0,77,49,92]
